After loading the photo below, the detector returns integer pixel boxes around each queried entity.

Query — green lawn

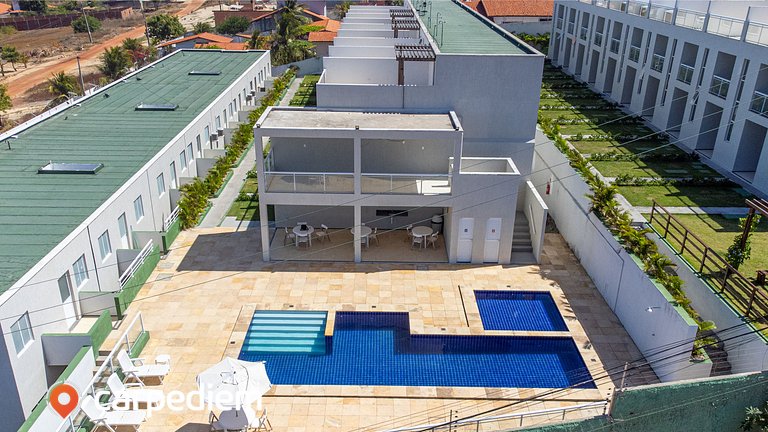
[589,160,720,178]
[646,213,768,280]
[289,75,320,107]
[226,178,261,221]
[618,185,752,207]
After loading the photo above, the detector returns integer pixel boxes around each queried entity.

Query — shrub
[146,14,184,42]
[72,15,101,33]
[217,16,250,35]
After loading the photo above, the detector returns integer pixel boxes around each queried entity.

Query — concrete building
[471,0,555,34]
[254,1,547,265]
[0,49,271,429]
[549,0,768,197]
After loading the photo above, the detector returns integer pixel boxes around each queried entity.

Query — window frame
[97,230,112,262]
[11,313,33,355]
[72,254,89,288]
[133,196,145,222]
[156,173,166,197]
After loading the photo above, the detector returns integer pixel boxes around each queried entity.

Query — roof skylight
[135,103,179,111]
[38,162,103,174]
[188,70,222,76]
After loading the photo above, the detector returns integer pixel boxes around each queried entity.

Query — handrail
[709,74,730,98]
[677,63,695,84]
[163,205,180,231]
[750,90,768,116]
[628,45,640,62]
[609,37,621,53]
[362,172,450,177]
[651,53,665,72]
[266,170,354,175]
[383,401,608,432]
[119,239,153,289]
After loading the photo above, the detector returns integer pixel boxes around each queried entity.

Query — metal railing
[648,203,768,325]
[709,75,730,99]
[580,26,589,40]
[361,173,451,195]
[54,313,147,432]
[707,14,745,39]
[746,22,768,47]
[609,37,621,54]
[264,171,354,193]
[383,401,608,432]
[594,31,603,46]
[628,45,640,62]
[677,63,695,84]
[163,205,180,231]
[750,91,768,118]
[651,53,665,72]
[119,239,153,290]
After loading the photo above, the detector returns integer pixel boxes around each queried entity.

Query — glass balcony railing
[707,15,745,39]
[709,75,730,99]
[749,91,768,118]
[579,26,589,40]
[675,9,706,30]
[628,45,640,62]
[609,37,621,54]
[677,64,695,84]
[595,0,608,7]
[608,0,628,12]
[648,5,674,23]
[594,32,604,46]
[651,53,665,72]
[361,174,451,195]
[746,22,768,47]
[627,1,648,17]
[264,172,354,193]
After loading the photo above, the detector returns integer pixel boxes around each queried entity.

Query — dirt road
[6,0,207,99]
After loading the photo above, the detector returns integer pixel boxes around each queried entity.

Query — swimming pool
[475,291,568,332]
[239,311,593,389]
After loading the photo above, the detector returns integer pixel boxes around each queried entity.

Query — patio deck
[102,229,657,431]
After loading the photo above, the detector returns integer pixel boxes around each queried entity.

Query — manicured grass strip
[618,185,752,207]
[590,160,720,178]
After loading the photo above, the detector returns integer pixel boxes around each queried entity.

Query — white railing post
[292,173,296,192]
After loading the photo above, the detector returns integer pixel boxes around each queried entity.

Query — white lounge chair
[107,374,164,408]
[81,394,146,432]
[117,350,170,384]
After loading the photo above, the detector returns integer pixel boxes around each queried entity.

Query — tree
[146,14,184,42]
[121,37,155,66]
[726,215,763,270]
[98,46,131,80]
[61,0,78,11]
[741,402,768,431]
[47,72,79,101]
[270,0,315,65]
[332,1,350,19]
[71,15,102,33]
[217,16,249,35]
[247,29,271,50]
[1,47,21,71]
[196,44,222,49]
[192,22,213,34]
[0,84,11,128]
[18,0,47,14]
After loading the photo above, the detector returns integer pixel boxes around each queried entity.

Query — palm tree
[270,0,315,65]
[121,37,154,67]
[192,22,213,34]
[47,72,79,101]
[333,0,351,19]
[99,46,132,81]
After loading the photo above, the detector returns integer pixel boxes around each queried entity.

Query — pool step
[242,310,328,355]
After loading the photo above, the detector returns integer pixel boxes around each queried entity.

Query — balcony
[627,1,648,17]
[675,9,706,31]
[677,64,695,84]
[609,37,621,54]
[709,75,730,99]
[650,54,665,72]
[594,32,603,46]
[608,1,628,12]
[746,22,768,47]
[749,91,768,117]
[579,26,589,41]
[361,174,451,195]
[648,5,674,23]
[264,172,355,193]
[707,15,744,39]
[595,0,608,7]
[628,45,640,62]
[567,21,575,34]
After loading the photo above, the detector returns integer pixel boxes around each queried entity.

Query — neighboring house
[254,2,546,265]
[550,0,768,197]
[472,0,553,34]
[0,2,12,14]
[156,32,235,54]
[195,41,250,50]
[0,49,272,431]
[308,17,341,56]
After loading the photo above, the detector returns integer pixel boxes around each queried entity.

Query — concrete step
[511,245,533,253]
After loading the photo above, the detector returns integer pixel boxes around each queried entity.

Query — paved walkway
[633,206,749,215]
[198,144,256,228]
[279,77,302,107]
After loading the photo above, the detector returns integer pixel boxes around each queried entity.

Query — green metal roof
[0,50,266,294]
[422,0,534,55]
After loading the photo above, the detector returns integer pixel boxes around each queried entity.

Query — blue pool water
[239,312,593,389]
[476,291,568,332]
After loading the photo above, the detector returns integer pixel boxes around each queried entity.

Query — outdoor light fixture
[646,306,661,313]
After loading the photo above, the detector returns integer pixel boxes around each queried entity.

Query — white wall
[523,180,548,263]
[531,132,706,381]
[329,45,395,57]
[323,57,398,84]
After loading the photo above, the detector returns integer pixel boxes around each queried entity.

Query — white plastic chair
[426,232,439,249]
[411,233,423,249]
[315,224,330,243]
[283,227,296,246]
[369,227,379,246]
[296,234,309,248]
[81,394,146,432]
[117,350,170,384]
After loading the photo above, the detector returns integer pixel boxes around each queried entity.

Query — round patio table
[350,226,373,247]
[411,226,433,248]
[293,225,314,247]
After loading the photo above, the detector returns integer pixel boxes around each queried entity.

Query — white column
[353,136,362,263]
[254,131,271,261]
[354,205,362,263]
[353,137,362,194]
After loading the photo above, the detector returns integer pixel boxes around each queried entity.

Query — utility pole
[76,56,85,95]
[81,3,93,44]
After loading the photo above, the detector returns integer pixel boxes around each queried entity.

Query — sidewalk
[198,144,256,228]
[278,78,302,107]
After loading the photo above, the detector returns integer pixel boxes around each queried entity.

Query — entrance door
[457,218,474,263]
[118,213,130,249]
[58,273,78,328]
[483,218,502,263]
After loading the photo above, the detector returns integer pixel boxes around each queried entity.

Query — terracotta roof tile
[0,2,11,13]
[157,32,233,48]
[194,42,249,50]
[477,0,553,18]
[308,31,337,42]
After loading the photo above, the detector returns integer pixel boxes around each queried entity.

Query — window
[223,109,227,124]
[72,254,89,288]
[156,173,165,197]
[11,313,33,355]
[98,230,112,261]
[215,116,221,130]
[229,102,234,117]
[118,213,130,249]
[180,150,187,171]
[58,273,72,302]
[196,135,202,157]
[187,143,194,162]
[133,196,144,221]
[204,126,210,144]
[169,162,178,189]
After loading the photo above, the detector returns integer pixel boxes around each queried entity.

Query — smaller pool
[476,291,568,331]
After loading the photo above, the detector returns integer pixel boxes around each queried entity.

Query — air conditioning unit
[250,90,257,96]
[217,128,224,136]
[210,134,219,141]
[258,87,266,92]
[246,94,253,101]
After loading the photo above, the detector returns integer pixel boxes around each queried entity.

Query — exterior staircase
[241,311,327,355]
[703,331,732,377]
[511,212,536,264]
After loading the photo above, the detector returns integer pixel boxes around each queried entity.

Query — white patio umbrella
[196,358,272,409]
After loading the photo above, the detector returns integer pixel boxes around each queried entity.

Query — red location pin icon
[49,383,79,418]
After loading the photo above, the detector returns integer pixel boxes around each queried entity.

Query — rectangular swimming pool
[475,290,568,331]
[239,311,593,389]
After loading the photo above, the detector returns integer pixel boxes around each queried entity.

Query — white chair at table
[426,232,439,249]
[369,227,379,246]
[405,224,414,243]
[411,232,423,249]
[315,224,330,243]
[283,227,296,246]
